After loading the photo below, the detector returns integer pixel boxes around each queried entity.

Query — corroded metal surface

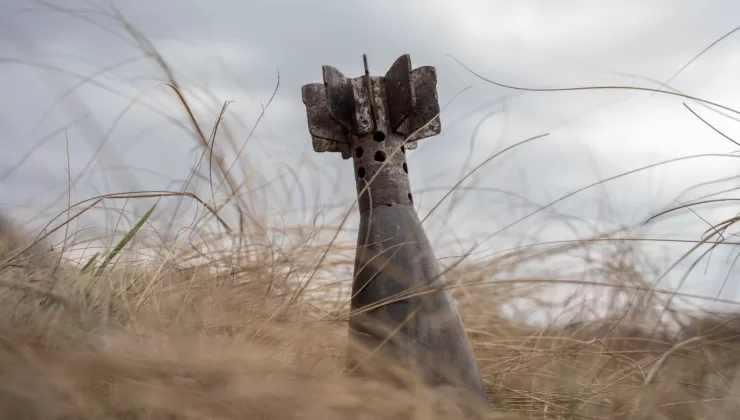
[352,76,412,212]
[301,54,440,159]
[401,66,442,142]
[322,65,355,132]
[384,54,415,131]
[300,55,486,402]
[301,83,350,158]
[349,205,487,399]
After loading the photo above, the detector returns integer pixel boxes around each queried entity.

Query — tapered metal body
[301,55,486,401]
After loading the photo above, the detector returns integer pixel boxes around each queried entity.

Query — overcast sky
[3,0,740,311]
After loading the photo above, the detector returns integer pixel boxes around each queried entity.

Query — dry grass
[3,3,740,419]
[1,203,739,420]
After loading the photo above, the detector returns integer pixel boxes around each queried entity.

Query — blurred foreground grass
[1,195,739,419]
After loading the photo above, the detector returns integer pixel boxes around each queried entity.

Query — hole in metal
[355,147,363,158]
[358,167,366,178]
[374,151,386,162]
[373,131,385,142]
[402,163,408,173]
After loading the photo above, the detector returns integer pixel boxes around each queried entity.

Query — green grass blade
[39,297,59,311]
[80,252,100,274]
[95,203,157,277]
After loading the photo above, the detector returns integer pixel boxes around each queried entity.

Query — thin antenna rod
[363,54,377,131]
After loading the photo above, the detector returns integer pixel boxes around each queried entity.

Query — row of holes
[356,131,405,177]
[356,151,407,177]
[356,146,405,160]
[357,163,407,178]
[356,131,413,205]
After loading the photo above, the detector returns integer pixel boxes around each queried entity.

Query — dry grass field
[2,202,740,420]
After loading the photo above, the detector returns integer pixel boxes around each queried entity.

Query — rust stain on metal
[397,66,441,142]
[301,83,350,158]
[351,77,373,133]
[301,55,441,160]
